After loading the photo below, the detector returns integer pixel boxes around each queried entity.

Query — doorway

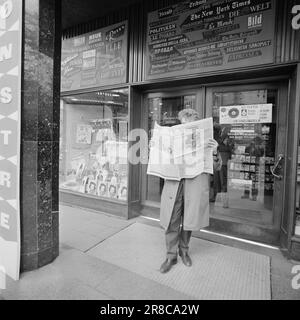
[141,81,288,245]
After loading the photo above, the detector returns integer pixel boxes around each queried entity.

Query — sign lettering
[61,21,128,92]
[146,0,276,80]
[0,0,13,30]
[0,212,10,230]
[0,171,11,187]
[0,87,13,103]
[0,130,12,144]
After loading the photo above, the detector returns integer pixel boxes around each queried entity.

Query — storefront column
[20,0,61,271]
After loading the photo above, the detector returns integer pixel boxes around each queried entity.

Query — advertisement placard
[146,0,276,80]
[219,104,273,124]
[61,21,128,92]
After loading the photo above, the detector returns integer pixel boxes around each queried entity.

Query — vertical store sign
[0,0,22,282]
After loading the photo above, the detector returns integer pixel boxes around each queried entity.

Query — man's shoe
[160,258,177,274]
[179,251,192,267]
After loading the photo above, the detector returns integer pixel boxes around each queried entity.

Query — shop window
[146,95,196,202]
[59,89,129,202]
[209,89,277,225]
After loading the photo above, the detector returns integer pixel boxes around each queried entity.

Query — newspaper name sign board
[219,104,273,124]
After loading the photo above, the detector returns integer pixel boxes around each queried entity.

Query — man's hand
[207,138,218,154]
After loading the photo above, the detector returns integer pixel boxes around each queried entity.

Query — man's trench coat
[160,173,210,231]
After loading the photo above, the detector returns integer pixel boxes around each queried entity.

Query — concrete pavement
[1,205,300,300]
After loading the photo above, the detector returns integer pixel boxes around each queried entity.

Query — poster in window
[87,179,98,195]
[76,125,93,145]
[94,119,115,142]
[118,184,128,201]
[219,104,273,124]
[98,182,108,197]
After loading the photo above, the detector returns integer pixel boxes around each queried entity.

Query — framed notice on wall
[0,0,22,283]
[145,0,276,80]
[61,21,128,92]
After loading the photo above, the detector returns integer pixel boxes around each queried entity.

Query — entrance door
[141,89,203,207]
[206,83,288,245]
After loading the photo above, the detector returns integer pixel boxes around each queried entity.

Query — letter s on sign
[292,5,300,30]
[292,265,300,290]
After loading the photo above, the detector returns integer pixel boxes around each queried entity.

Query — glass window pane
[59,89,129,202]
[146,95,196,202]
[210,89,277,225]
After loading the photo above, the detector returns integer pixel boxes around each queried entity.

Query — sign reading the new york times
[0,0,22,286]
[146,0,276,80]
[61,21,128,92]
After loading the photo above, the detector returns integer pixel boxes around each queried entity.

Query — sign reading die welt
[0,0,22,283]
[146,0,276,80]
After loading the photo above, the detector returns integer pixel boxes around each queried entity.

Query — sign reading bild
[0,0,22,282]
[146,0,276,80]
[61,21,128,92]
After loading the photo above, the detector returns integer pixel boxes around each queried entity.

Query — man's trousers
[165,179,192,260]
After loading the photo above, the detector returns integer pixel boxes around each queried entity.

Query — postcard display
[221,105,275,195]
[146,0,275,80]
[59,91,129,202]
[60,21,129,202]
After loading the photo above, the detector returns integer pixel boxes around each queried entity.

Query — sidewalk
[1,205,300,300]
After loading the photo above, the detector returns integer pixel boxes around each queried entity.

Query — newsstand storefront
[58,0,300,260]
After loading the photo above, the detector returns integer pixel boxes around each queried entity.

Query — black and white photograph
[0,0,300,308]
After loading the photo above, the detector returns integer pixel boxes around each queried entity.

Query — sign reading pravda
[0,0,22,284]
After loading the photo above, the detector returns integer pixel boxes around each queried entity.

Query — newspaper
[147,118,214,181]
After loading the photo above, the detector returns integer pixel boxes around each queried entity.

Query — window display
[60,89,129,202]
[210,89,277,225]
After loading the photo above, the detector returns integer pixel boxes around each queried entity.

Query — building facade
[2,0,299,279]
[59,0,300,261]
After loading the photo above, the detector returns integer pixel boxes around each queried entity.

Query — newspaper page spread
[147,118,214,181]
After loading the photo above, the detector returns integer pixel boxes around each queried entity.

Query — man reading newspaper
[147,109,218,274]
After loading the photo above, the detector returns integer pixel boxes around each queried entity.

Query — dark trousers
[219,165,228,193]
[165,179,192,260]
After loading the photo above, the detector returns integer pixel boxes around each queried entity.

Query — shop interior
[60,89,129,203]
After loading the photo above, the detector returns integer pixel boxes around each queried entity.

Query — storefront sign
[61,21,128,92]
[0,0,22,282]
[146,0,275,80]
[219,104,273,124]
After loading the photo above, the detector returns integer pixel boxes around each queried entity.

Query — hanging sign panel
[219,104,273,124]
[0,0,22,284]
[146,0,276,80]
[61,21,128,92]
